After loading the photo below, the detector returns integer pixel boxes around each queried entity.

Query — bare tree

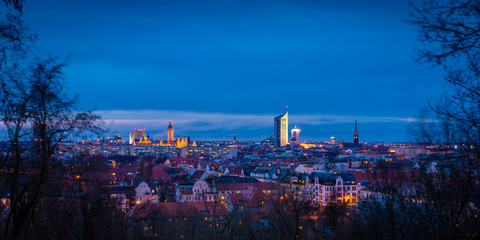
[407,3,480,237]
[1,0,24,13]
[0,56,104,240]
[410,0,480,160]
[267,195,317,240]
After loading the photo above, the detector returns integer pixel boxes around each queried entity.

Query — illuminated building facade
[155,136,194,148]
[291,126,300,143]
[136,131,151,146]
[274,109,288,147]
[280,173,358,206]
[78,144,131,156]
[180,146,238,159]
[129,122,197,148]
[135,181,158,204]
[129,129,145,145]
[131,146,177,157]
[175,180,218,203]
[167,121,174,142]
[155,121,196,148]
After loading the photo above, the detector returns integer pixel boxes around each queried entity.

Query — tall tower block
[274,108,289,147]
[167,121,174,143]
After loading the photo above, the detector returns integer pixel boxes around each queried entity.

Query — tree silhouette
[410,0,480,160]
[0,55,104,239]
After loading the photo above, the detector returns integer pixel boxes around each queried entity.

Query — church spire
[353,120,359,145]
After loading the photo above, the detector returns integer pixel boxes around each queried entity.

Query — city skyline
[20,0,445,142]
[96,108,424,142]
[96,109,405,143]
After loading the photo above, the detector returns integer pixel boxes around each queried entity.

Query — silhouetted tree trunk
[268,195,317,240]
[0,56,104,240]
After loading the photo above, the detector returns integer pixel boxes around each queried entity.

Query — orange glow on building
[132,122,197,148]
[167,121,174,143]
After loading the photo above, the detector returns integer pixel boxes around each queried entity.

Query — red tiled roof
[229,187,268,208]
[211,162,221,169]
[151,165,172,182]
[190,170,206,180]
[353,172,376,183]
[249,202,273,223]
[222,161,236,167]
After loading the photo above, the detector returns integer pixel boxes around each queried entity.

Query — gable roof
[228,187,268,208]
[189,170,207,181]
[135,180,157,190]
[353,172,376,184]
[151,165,172,182]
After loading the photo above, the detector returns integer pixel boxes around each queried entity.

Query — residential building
[135,181,159,204]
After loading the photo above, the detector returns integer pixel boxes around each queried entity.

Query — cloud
[99,109,427,133]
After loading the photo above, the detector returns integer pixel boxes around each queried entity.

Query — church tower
[353,120,359,145]
[167,121,174,143]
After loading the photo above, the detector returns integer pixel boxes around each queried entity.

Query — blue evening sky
[20,0,445,142]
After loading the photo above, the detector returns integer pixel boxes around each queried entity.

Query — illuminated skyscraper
[129,129,146,145]
[291,126,301,143]
[274,108,288,147]
[167,121,174,142]
[353,120,359,145]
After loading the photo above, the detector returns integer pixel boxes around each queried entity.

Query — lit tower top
[291,126,301,143]
[167,121,174,143]
[274,107,288,147]
[353,120,359,145]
